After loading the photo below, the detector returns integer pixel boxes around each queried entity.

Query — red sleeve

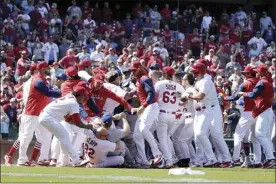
[65,113,82,126]
[3,104,10,112]
[104,88,132,110]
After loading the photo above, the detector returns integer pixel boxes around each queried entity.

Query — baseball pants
[50,136,61,160]
[38,112,80,164]
[37,124,52,161]
[133,103,161,165]
[254,108,275,161]
[271,121,275,152]
[232,111,257,161]
[210,105,231,162]
[17,114,41,164]
[194,109,217,164]
[155,112,182,165]
[173,116,198,164]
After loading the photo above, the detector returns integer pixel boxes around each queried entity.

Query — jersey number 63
[162,91,176,104]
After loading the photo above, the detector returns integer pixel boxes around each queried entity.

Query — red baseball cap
[78,60,92,69]
[162,66,175,76]
[37,61,49,70]
[30,64,37,71]
[197,59,211,67]
[73,86,87,96]
[94,73,105,83]
[254,64,267,73]
[66,66,78,77]
[241,66,256,74]
[129,61,142,71]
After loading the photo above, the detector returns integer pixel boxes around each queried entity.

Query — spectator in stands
[41,36,59,65]
[260,11,274,36]
[58,48,77,69]
[248,31,267,51]
[67,0,82,20]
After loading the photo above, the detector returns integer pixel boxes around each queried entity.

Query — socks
[7,140,20,157]
[31,141,41,161]
[243,142,250,156]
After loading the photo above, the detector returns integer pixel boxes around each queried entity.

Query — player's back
[155,80,185,111]
[194,77,219,106]
[43,94,79,122]
[84,136,116,164]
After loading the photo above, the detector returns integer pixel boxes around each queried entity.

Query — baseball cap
[66,66,78,77]
[129,61,142,71]
[29,64,37,71]
[241,66,256,74]
[162,66,175,76]
[101,113,113,127]
[192,63,206,71]
[94,73,105,83]
[78,60,92,69]
[37,61,49,70]
[73,86,87,96]
[56,73,67,81]
[149,63,160,70]
[254,64,267,73]
[10,98,17,103]
[197,59,210,67]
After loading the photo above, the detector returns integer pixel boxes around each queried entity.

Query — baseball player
[17,62,61,166]
[172,73,198,167]
[4,65,40,166]
[238,64,276,168]
[224,66,260,167]
[39,86,94,167]
[154,66,185,168]
[183,63,231,167]
[88,73,133,117]
[129,61,163,167]
[83,127,124,168]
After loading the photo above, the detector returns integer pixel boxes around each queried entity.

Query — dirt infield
[0,140,35,164]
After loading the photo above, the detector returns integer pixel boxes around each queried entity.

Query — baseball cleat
[4,154,12,166]
[241,157,252,168]
[17,161,35,167]
[153,155,164,165]
[203,160,217,167]
[233,160,242,166]
[36,159,50,166]
[263,159,276,169]
[49,159,57,166]
[220,162,233,168]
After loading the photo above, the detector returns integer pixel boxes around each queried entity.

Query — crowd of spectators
[0,0,276,139]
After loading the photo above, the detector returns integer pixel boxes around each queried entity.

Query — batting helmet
[191,63,206,76]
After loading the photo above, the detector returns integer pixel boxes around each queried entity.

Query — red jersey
[241,78,258,111]
[61,79,82,96]
[14,47,29,60]
[204,41,218,54]
[6,49,15,67]
[160,8,171,21]
[24,73,53,116]
[251,77,274,118]
[189,34,201,47]
[147,56,163,69]
[15,58,28,76]
[59,56,78,69]
[86,86,131,116]
[220,39,234,54]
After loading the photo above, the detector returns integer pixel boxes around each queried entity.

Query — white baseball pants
[155,112,182,164]
[232,111,257,161]
[17,115,41,164]
[133,103,161,165]
[254,108,275,160]
[50,136,61,160]
[38,113,80,164]
[194,109,217,164]
[210,105,231,162]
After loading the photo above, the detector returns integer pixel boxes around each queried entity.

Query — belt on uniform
[195,105,215,111]
[160,110,176,114]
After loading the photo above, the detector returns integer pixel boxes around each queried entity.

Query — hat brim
[129,67,138,71]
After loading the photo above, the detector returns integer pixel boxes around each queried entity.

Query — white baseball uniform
[38,94,82,165]
[172,86,198,165]
[84,133,124,167]
[154,80,185,165]
[78,71,92,82]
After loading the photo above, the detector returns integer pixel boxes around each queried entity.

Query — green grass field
[1,166,275,183]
